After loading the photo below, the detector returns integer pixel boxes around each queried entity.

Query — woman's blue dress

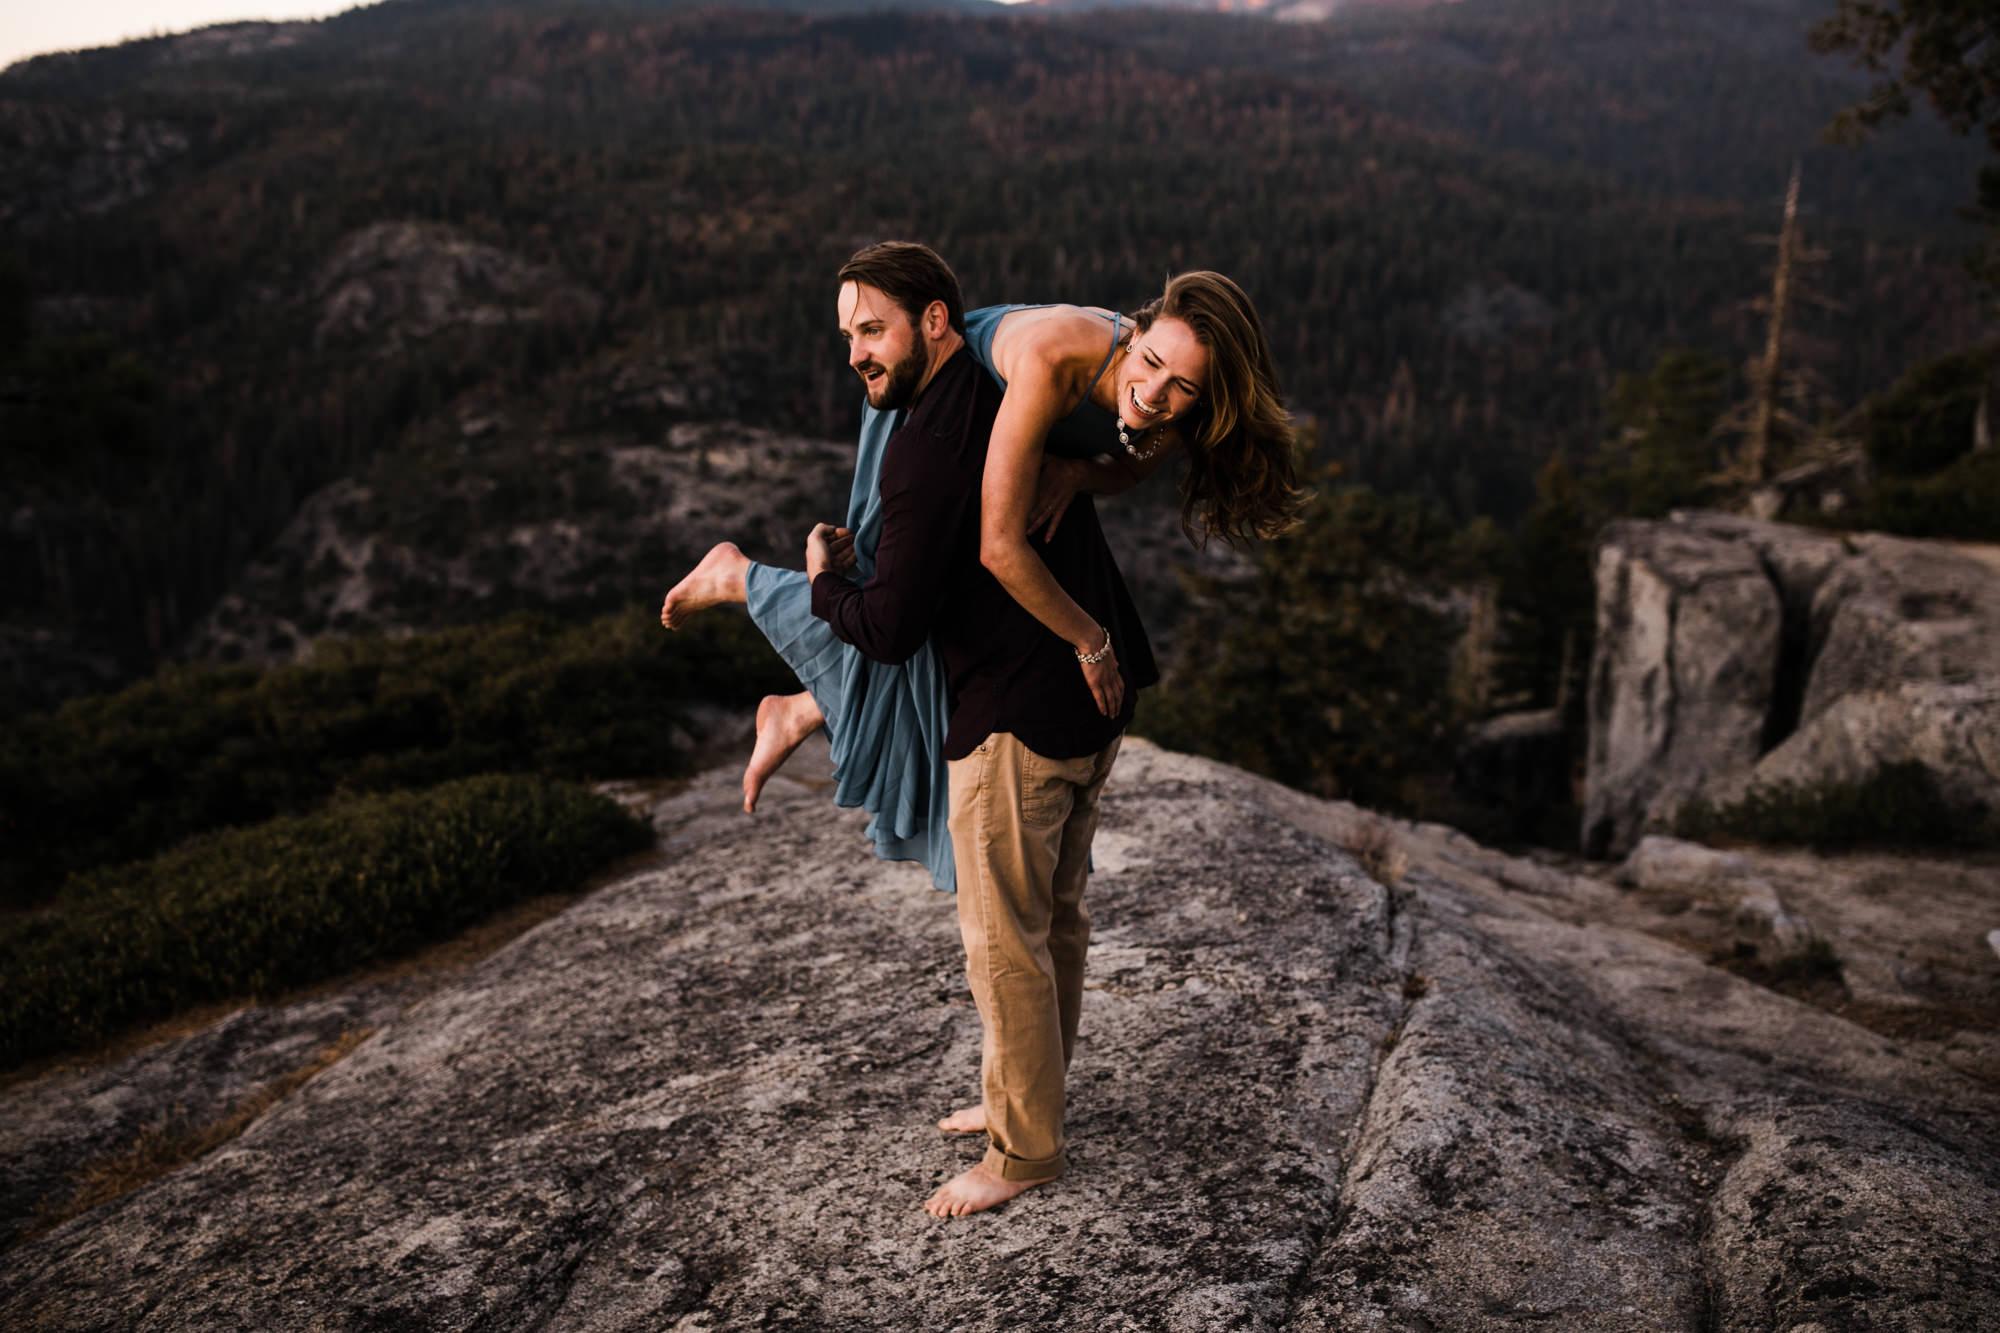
[742,305,1125,892]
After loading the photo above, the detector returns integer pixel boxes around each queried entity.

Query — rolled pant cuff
[983,1146,1066,1182]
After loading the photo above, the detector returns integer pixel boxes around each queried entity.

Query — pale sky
[1,2,372,73]
[1,0,1041,73]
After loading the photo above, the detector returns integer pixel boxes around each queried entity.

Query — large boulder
[1801,533,2000,722]
[1744,681,2000,810]
[4,737,1995,1330]
[1584,512,2000,857]
[1582,515,1809,857]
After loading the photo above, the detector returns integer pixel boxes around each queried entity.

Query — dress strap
[1077,313,1123,406]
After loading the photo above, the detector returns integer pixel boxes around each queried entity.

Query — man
[806,242,1151,1217]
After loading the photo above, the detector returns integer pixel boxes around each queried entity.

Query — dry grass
[21,1028,375,1247]
[1345,815,1410,887]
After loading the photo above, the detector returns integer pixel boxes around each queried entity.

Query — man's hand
[806,524,855,580]
[1029,457,1085,542]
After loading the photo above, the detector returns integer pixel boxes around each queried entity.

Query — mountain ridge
[1,0,1984,704]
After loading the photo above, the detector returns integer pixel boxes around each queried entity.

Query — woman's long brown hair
[1130,271,1306,546]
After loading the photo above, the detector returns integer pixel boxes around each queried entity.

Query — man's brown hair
[837,241,966,337]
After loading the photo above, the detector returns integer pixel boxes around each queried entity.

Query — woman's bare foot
[923,1163,1056,1218]
[937,1106,985,1135]
[660,542,751,629]
[743,691,825,812]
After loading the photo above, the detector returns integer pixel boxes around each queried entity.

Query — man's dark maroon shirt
[810,345,1157,762]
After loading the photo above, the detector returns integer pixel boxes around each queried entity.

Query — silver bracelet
[1076,626,1113,664]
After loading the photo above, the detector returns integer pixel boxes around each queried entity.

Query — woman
[660,269,1302,891]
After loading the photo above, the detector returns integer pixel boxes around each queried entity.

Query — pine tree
[1813,0,2000,289]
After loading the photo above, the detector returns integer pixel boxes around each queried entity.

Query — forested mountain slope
[0,0,1982,699]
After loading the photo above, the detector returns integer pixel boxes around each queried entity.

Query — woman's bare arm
[979,344,1126,716]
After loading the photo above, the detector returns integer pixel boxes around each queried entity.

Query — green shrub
[1592,348,1729,519]
[0,773,653,1070]
[1861,342,1998,479]
[1800,341,2000,541]
[0,608,790,908]
[1675,761,1996,851]
[1841,449,2000,541]
[1137,481,1461,811]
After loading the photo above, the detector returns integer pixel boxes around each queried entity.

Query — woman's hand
[1077,637,1123,718]
[1029,457,1086,542]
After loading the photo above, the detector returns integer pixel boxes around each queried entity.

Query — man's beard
[865,342,929,411]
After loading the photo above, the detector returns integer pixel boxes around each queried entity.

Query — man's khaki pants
[945,730,1122,1182]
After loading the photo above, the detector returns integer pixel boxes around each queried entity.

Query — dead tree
[1722,164,1836,483]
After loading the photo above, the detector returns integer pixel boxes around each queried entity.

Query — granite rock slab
[4,738,1995,1330]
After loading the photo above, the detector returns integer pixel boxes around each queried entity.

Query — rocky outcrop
[1744,680,2000,809]
[180,405,1203,669]
[5,737,1995,1329]
[152,22,319,66]
[0,103,191,229]
[1583,514,1802,857]
[0,977,436,1253]
[1584,511,2000,857]
[181,418,862,663]
[1618,834,1814,954]
[1439,279,1555,349]
[1802,533,2000,718]
[1746,447,1873,523]
[313,221,602,354]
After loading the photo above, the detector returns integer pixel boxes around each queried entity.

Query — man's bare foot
[937,1106,985,1135]
[661,542,751,629]
[743,691,825,812]
[923,1163,1056,1218]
